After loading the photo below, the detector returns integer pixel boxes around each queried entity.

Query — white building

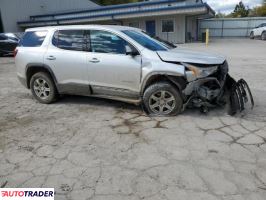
[0,0,99,33]
[0,0,215,43]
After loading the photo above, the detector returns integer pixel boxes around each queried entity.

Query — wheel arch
[25,63,58,89]
[141,73,187,96]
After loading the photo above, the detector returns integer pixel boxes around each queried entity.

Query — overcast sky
[204,0,263,14]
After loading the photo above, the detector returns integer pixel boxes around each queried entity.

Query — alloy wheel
[33,78,51,100]
[149,90,176,115]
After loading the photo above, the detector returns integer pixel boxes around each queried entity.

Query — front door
[87,30,141,97]
[146,20,156,37]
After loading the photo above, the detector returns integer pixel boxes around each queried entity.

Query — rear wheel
[30,72,58,104]
[250,32,254,39]
[143,82,183,116]
[261,32,266,40]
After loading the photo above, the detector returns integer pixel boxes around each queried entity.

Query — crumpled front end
[182,61,254,115]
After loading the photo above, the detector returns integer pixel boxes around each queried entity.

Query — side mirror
[125,45,139,56]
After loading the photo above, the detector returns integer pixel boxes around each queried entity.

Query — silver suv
[15,25,253,116]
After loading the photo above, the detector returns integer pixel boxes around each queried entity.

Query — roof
[18,0,215,28]
[25,25,139,32]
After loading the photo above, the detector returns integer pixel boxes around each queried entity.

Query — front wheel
[261,32,266,40]
[30,72,58,104]
[250,32,254,39]
[143,82,183,116]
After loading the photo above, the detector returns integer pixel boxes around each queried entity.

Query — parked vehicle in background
[250,23,266,40]
[0,33,22,56]
[15,25,254,116]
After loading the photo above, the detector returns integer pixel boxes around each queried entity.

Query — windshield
[122,30,168,51]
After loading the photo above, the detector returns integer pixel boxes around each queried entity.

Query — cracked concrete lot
[0,39,266,200]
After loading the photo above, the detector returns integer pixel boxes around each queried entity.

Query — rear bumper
[17,76,28,88]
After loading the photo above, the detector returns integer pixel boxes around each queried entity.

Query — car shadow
[54,95,230,117]
[55,95,143,113]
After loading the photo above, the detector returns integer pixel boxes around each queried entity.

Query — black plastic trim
[25,63,58,89]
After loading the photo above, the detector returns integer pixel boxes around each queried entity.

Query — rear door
[254,24,262,36]
[44,29,90,95]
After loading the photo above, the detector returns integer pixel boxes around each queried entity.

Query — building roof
[25,25,139,32]
[18,0,215,28]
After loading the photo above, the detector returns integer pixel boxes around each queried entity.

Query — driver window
[90,30,128,54]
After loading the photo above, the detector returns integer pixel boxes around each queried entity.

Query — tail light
[14,48,18,57]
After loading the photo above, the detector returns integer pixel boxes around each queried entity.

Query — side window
[52,30,88,51]
[90,30,127,54]
[19,31,47,47]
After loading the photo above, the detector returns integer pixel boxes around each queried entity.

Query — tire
[261,32,266,41]
[30,72,58,104]
[143,82,183,116]
[250,32,254,39]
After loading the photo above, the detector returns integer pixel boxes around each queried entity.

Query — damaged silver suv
[15,25,254,116]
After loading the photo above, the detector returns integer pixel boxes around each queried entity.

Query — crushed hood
[157,48,226,65]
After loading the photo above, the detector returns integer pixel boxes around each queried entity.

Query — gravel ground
[0,39,266,200]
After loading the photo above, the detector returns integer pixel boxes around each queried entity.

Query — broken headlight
[183,63,218,82]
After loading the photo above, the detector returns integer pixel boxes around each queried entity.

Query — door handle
[46,55,56,60]
[89,58,100,63]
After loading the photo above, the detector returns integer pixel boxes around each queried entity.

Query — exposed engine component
[182,63,254,116]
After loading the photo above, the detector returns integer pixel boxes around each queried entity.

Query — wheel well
[143,75,187,94]
[26,66,55,89]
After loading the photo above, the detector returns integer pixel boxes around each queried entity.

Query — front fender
[141,59,185,94]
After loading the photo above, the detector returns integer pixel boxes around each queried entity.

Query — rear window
[19,31,47,47]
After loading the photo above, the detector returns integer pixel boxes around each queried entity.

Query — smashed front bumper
[183,62,254,115]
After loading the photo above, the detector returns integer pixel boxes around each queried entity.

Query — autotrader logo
[0,188,54,200]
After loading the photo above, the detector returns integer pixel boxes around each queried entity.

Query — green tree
[253,5,266,16]
[231,1,249,17]
[215,11,226,18]
[249,0,266,17]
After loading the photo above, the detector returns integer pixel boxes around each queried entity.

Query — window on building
[128,22,140,28]
[52,30,87,51]
[90,30,128,54]
[19,31,47,47]
[162,19,174,33]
